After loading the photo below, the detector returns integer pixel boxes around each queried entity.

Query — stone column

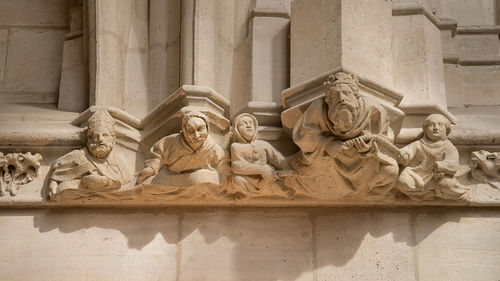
[180,0,235,101]
[392,0,455,126]
[91,0,149,118]
[148,0,181,112]
[235,0,290,128]
[290,0,394,88]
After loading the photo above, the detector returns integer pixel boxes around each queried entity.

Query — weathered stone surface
[0,0,68,27]
[0,29,8,90]
[58,37,88,112]
[315,210,415,281]
[0,210,179,281]
[415,210,500,280]
[4,29,65,93]
[178,210,314,281]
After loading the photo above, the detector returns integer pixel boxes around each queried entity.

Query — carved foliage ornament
[0,152,42,196]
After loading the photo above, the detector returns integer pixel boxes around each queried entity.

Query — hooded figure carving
[229,113,289,197]
[136,111,227,186]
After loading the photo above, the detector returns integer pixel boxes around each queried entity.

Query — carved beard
[88,141,113,159]
[329,103,359,133]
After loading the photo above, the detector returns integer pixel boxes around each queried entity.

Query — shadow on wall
[27,207,499,280]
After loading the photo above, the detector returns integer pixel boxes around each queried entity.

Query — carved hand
[49,180,58,198]
[397,151,410,166]
[136,166,156,184]
[81,174,109,188]
[433,163,445,179]
[352,136,372,153]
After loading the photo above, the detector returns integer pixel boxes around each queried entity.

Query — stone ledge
[392,3,458,34]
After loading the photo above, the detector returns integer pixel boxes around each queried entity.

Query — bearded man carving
[286,72,399,199]
[48,109,131,198]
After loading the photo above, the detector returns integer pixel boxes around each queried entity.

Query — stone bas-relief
[0,152,42,196]
[136,111,228,187]
[48,110,131,199]
[229,113,292,198]
[470,150,500,189]
[40,73,500,206]
[397,114,470,201]
[284,72,400,200]
[8,73,496,206]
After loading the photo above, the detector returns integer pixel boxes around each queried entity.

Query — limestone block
[0,29,8,90]
[315,210,415,281]
[0,0,68,27]
[455,34,500,58]
[437,0,496,26]
[444,64,463,108]
[255,0,290,14]
[251,17,289,103]
[70,6,84,33]
[291,0,393,87]
[58,37,88,112]
[0,210,179,281]
[290,0,341,85]
[178,211,314,281]
[392,14,447,107]
[415,210,500,280]
[148,0,181,110]
[123,50,149,118]
[446,65,500,107]
[4,29,66,93]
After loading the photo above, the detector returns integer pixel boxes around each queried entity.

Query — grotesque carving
[136,111,227,186]
[397,114,470,201]
[470,150,500,189]
[229,113,290,197]
[48,110,131,198]
[285,72,399,199]
[0,152,42,196]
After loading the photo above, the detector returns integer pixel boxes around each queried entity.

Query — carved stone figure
[470,150,500,189]
[229,113,290,197]
[0,152,42,196]
[397,114,470,201]
[48,110,131,198]
[285,72,399,199]
[136,111,227,186]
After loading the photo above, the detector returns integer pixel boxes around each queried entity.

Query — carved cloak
[230,113,287,196]
[145,133,226,174]
[288,96,399,199]
[50,148,131,191]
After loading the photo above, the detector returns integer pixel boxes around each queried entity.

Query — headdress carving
[87,109,115,131]
[324,72,360,97]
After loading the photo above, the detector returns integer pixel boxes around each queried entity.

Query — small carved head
[86,110,116,158]
[233,113,258,143]
[423,114,451,141]
[182,111,209,151]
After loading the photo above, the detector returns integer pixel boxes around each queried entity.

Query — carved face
[87,126,115,159]
[183,117,208,151]
[325,84,360,132]
[424,114,448,141]
[237,116,256,142]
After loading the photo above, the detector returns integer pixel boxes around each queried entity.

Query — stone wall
[1,208,499,281]
[0,0,68,104]
[1,0,499,280]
